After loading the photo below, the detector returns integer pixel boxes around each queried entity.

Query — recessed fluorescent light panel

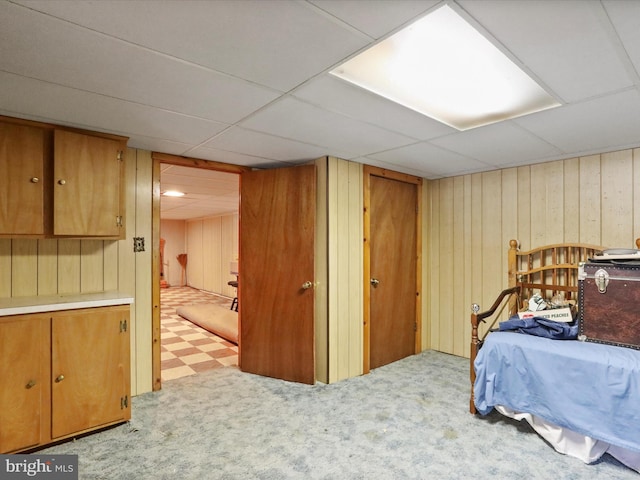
[330,5,559,130]
[162,190,185,197]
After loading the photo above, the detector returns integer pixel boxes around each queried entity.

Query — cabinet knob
[30,177,39,183]
[58,179,66,185]
[55,374,65,383]
[26,379,36,389]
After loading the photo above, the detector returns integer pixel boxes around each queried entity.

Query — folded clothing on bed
[474,331,640,453]
[498,315,578,339]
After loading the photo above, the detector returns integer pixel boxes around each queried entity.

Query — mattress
[176,303,238,344]
[473,331,640,453]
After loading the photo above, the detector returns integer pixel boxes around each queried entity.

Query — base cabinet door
[0,315,50,453]
[51,306,131,439]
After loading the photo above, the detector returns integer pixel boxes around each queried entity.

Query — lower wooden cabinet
[0,305,130,453]
[0,314,50,453]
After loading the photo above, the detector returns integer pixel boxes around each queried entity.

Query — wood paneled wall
[160,219,186,287]
[0,238,119,297]
[184,213,239,297]
[427,148,640,358]
[323,157,364,383]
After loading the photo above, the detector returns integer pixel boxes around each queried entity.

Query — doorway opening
[151,152,251,391]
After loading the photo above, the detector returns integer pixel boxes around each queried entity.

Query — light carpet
[39,351,637,479]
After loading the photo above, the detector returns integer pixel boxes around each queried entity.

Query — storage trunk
[578,262,640,350]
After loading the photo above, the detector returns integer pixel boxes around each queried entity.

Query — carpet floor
[39,351,637,479]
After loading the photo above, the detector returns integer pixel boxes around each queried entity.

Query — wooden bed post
[470,303,481,414]
[508,239,519,315]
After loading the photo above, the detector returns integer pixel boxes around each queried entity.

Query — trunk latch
[595,268,610,294]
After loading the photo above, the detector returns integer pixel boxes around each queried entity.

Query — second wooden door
[366,169,421,370]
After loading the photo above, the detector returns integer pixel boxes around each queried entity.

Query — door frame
[362,165,422,374]
[150,152,251,391]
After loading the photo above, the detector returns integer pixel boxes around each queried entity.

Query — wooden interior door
[366,169,420,370]
[240,164,316,384]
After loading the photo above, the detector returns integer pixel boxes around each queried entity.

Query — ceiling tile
[0,2,280,123]
[353,156,443,179]
[292,75,455,140]
[185,145,296,169]
[202,126,338,163]
[514,89,640,154]
[240,97,417,157]
[308,0,438,39]
[603,0,640,79]
[460,0,633,102]
[0,71,228,144]
[367,142,491,179]
[126,136,196,157]
[13,0,371,91]
[430,122,562,167]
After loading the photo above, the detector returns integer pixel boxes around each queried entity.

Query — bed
[470,239,640,472]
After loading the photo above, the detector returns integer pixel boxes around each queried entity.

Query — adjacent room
[159,164,240,382]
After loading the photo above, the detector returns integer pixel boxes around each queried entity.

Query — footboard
[469,286,520,414]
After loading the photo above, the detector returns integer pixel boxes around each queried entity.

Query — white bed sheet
[496,405,640,473]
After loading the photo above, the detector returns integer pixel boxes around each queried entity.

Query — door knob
[370,278,380,287]
[55,374,65,383]
[302,281,313,290]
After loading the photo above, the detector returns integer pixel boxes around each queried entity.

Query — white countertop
[0,291,134,317]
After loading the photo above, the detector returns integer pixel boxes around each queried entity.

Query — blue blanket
[498,315,578,339]
[474,331,640,452]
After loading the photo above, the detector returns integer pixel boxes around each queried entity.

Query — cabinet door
[0,122,47,235]
[51,306,130,439]
[53,130,124,237]
[0,315,50,453]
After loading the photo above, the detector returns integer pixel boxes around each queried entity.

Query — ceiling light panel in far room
[330,4,560,131]
[162,190,186,197]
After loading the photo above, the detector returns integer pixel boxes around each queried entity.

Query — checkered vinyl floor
[161,286,239,382]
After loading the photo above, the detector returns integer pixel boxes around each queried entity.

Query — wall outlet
[133,237,145,252]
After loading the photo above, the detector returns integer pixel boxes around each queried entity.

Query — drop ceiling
[2,0,640,220]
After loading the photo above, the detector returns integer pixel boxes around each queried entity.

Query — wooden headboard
[506,240,605,315]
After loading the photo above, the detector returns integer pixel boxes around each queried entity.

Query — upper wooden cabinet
[53,130,124,237]
[0,116,127,239]
[0,122,50,235]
